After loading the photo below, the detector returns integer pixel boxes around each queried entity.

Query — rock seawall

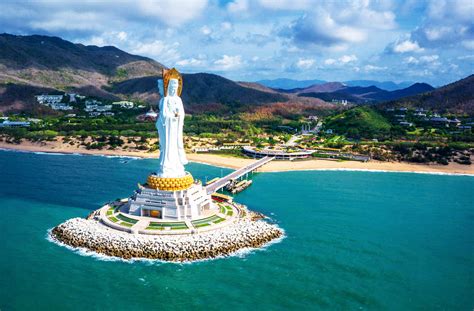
[51,218,283,262]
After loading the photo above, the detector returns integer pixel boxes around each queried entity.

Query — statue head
[162,68,183,97]
[167,79,179,97]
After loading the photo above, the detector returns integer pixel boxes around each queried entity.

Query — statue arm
[158,98,164,112]
[157,79,164,98]
[158,98,166,126]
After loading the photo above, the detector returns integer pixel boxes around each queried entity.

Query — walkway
[205,156,274,194]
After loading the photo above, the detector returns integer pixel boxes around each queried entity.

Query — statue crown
[163,68,183,96]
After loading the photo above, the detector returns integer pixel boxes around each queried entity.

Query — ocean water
[0,149,473,310]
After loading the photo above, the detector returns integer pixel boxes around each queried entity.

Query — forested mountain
[382,75,474,114]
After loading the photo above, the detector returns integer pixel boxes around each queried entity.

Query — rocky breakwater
[50,217,283,262]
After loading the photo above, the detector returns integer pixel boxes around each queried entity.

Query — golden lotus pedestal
[147,173,194,191]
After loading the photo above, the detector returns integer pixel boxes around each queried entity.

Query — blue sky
[1,0,473,86]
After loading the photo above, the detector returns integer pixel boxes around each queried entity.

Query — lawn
[147,221,188,230]
[116,213,138,224]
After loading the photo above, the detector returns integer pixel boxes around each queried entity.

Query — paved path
[285,134,300,147]
[131,219,149,234]
[205,156,274,194]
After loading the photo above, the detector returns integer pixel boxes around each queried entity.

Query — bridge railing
[205,156,274,194]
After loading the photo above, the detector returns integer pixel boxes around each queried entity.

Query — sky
[1,0,473,86]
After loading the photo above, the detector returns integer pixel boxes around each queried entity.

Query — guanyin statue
[156,68,188,178]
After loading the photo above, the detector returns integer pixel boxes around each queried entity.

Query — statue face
[168,79,179,96]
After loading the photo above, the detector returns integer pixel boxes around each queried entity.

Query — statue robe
[156,95,187,178]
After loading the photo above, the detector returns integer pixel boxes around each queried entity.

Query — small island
[50,68,284,261]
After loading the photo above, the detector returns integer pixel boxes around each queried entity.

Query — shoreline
[1,141,473,176]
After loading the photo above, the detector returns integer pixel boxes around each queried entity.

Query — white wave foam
[46,229,133,263]
[265,167,474,177]
[0,147,143,160]
[33,151,68,156]
[46,228,286,265]
[95,154,142,160]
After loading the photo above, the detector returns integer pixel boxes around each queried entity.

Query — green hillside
[324,106,391,138]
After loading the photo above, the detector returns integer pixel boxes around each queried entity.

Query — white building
[112,101,134,109]
[0,120,30,127]
[88,112,102,117]
[36,94,73,110]
[50,103,73,110]
[332,99,348,106]
[84,100,112,112]
[36,94,63,105]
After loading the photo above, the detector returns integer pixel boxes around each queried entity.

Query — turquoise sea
[0,149,473,310]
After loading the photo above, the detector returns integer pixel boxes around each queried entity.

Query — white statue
[156,69,188,178]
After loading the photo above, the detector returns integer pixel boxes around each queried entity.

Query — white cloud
[83,31,130,46]
[258,0,311,10]
[176,57,205,67]
[221,22,233,31]
[424,26,452,41]
[457,55,474,60]
[392,40,424,53]
[30,11,105,32]
[227,0,248,13]
[404,56,419,64]
[364,65,387,71]
[117,31,127,41]
[324,54,357,65]
[419,55,439,63]
[27,0,209,31]
[410,0,473,50]
[137,0,208,26]
[324,58,337,65]
[213,55,242,70]
[339,54,358,63]
[295,58,315,69]
[404,54,440,65]
[280,1,396,49]
[200,25,212,35]
[130,40,181,64]
[461,40,474,50]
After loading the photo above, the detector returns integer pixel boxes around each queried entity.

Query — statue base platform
[127,173,213,220]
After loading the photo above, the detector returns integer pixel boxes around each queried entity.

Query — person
[156,75,188,178]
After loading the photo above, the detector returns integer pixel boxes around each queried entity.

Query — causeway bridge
[205,156,274,194]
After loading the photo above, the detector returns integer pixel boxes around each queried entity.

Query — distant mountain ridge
[297,82,435,103]
[257,78,415,91]
[343,80,414,91]
[256,78,326,90]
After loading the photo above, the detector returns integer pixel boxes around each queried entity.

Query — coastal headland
[1,141,473,175]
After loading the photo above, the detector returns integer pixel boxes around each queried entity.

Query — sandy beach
[1,140,473,175]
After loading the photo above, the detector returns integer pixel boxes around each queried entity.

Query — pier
[205,156,274,194]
